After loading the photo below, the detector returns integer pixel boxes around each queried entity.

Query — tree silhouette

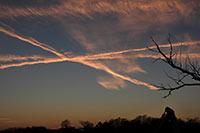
[80,121,94,129]
[80,120,94,132]
[61,119,71,128]
[149,35,200,98]
[1,110,200,133]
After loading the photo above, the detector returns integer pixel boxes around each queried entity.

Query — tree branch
[149,36,200,98]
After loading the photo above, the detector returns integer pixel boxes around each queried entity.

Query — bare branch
[148,36,200,98]
[156,83,200,98]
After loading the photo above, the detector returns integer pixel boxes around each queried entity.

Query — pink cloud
[98,76,127,90]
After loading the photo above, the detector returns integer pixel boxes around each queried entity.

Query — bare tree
[148,35,200,98]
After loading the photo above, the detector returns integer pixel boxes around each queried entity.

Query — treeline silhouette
[1,107,200,133]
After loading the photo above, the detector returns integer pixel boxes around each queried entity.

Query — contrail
[1,23,199,90]
[0,23,65,58]
[82,41,200,59]
[78,60,158,90]
[0,57,67,69]
[1,46,199,90]
[0,55,46,62]
[0,57,159,90]
[1,52,199,64]
[1,23,200,61]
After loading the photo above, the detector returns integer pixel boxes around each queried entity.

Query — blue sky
[0,0,200,129]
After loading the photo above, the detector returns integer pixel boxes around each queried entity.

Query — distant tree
[108,117,128,129]
[61,119,71,128]
[96,121,103,128]
[134,115,153,124]
[80,120,94,129]
[149,35,200,98]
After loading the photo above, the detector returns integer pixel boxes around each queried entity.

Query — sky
[0,0,200,130]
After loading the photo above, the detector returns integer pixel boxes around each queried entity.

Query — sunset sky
[0,0,200,130]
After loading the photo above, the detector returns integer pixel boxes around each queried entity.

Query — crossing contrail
[1,23,199,90]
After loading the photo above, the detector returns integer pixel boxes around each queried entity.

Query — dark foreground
[1,107,200,133]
